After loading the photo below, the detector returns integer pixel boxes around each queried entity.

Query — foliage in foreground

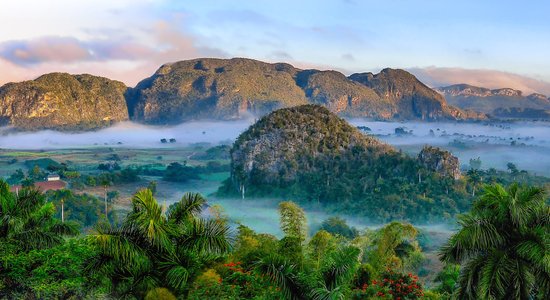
[86,189,232,298]
[440,183,550,299]
[1,180,548,299]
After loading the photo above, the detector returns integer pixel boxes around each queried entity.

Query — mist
[0,120,254,149]
[349,120,550,176]
[2,118,549,176]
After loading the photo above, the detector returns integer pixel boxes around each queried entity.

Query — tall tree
[440,183,550,299]
[279,201,307,242]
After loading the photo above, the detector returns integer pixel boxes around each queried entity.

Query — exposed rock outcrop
[128,58,478,124]
[418,146,461,179]
[0,73,128,131]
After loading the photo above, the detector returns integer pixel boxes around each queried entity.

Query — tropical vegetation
[0,179,548,299]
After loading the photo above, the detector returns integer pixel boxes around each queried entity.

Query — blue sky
[1,0,549,94]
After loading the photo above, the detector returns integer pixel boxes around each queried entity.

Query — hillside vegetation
[219,105,471,222]
[128,58,479,124]
[0,73,129,131]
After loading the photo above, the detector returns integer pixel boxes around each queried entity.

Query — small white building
[47,174,60,181]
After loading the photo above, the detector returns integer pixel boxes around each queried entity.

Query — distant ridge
[0,58,485,131]
[436,84,550,118]
[127,58,484,124]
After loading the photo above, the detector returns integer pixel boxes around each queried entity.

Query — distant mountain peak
[437,83,550,118]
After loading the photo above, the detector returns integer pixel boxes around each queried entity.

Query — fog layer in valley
[0,120,254,149]
[2,119,550,175]
[350,120,550,176]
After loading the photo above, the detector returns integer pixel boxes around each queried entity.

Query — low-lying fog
[349,120,550,176]
[208,197,453,250]
[2,119,549,175]
[0,120,254,149]
[4,119,547,247]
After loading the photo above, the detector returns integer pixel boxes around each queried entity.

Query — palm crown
[86,189,231,298]
[440,183,550,299]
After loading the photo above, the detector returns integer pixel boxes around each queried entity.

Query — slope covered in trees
[127,58,478,124]
[0,73,129,131]
[220,105,472,222]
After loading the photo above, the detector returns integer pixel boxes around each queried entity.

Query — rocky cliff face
[230,105,392,187]
[0,73,128,131]
[129,58,476,124]
[349,69,482,120]
[127,58,308,124]
[297,70,394,118]
[418,146,461,179]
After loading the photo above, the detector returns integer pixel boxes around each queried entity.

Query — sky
[1,0,550,94]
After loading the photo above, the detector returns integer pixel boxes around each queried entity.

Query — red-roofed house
[10,181,67,193]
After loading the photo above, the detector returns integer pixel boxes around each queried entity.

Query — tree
[0,239,106,299]
[466,168,483,196]
[30,165,44,181]
[148,180,157,196]
[433,264,460,296]
[320,216,358,239]
[0,180,78,251]
[6,169,25,185]
[308,230,337,267]
[367,222,422,274]
[86,190,231,298]
[107,190,119,202]
[278,201,307,242]
[469,157,482,170]
[163,162,198,182]
[507,162,519,175]
[440,183,550,299]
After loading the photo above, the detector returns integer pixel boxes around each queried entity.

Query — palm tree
[254,246,360,300]
[86,189,231,298]
[0,180,78,251]
[440,183,550,299]
[254,201,361,300]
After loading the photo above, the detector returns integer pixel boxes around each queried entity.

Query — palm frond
[310,284,344,300]
[178,218,231,254]
[126,189,173,252]
[254,254,303,300]
[166,192,206,224]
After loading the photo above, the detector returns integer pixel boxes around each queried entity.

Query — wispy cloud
[0,18,227,86]
[0,37,92,64]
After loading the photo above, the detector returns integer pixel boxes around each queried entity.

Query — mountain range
[3,57,546,131]
[436,84,550,119]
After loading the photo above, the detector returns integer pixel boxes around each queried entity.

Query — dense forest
[219,105,549,223]
[1,180,548,299]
